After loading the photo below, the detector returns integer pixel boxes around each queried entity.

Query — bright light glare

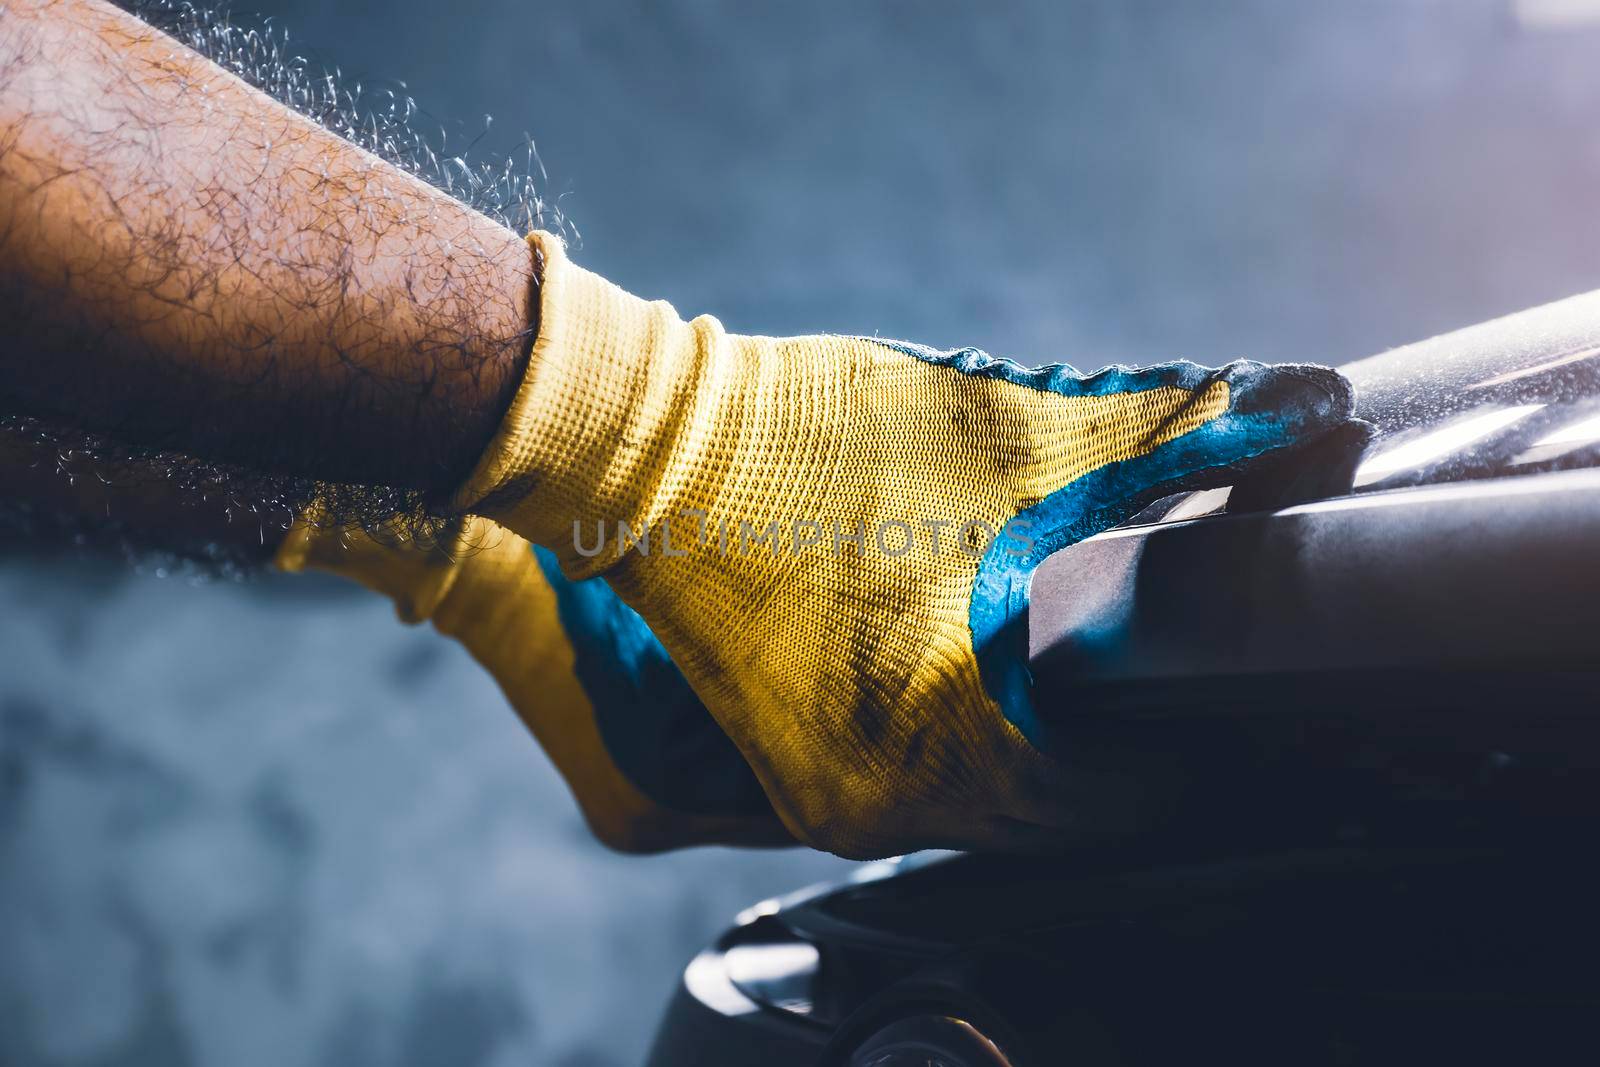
[683,951,759,1016]
[1353,405,1545,487]
[734,897,781,926]
[723,942,821,1015]
[1512,411,1600,465]
[723,942,820,985]
[1531,411,1600,447]
[1162,486,1232,523]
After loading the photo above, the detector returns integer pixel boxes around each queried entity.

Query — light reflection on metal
[1161,486,1232,523]
[1469,344,1600,390]
[683,950,761,1017]
[850,857,903,883]
[1512,411,1600,465]
[734,897,781,927]
[1277,466,1600,517]
[723,941,821,1017]
[1352,405,1544,487]
[1513,0,1600,29]
[1530,411,1600,447]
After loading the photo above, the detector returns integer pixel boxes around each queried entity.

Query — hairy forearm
[0,0,536,492]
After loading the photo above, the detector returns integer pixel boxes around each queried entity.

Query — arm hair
[0,0,568,563]
[0,0,538,493]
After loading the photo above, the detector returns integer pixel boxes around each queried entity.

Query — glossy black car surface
[649,290,1600,1066]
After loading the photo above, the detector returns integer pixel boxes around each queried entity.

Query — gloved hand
[276,515,790,852]
[454,233,1355,858]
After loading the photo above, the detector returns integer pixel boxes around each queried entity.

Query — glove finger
[531,546,781,824]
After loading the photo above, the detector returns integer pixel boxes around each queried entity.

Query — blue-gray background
[6,2,1600,1065]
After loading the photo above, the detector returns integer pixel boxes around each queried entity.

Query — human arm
[0,0,535,491]
[0,0,1356,857]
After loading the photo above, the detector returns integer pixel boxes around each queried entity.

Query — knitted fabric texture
[275,516,790,852]
[455,231,1354,858]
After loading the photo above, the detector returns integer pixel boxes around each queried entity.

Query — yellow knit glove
[275,516,791,852]
[456,232,1354,858]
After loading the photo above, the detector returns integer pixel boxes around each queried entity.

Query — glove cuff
[451,231,707,564]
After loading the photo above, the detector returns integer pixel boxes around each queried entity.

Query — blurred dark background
[6,1,1600,1064]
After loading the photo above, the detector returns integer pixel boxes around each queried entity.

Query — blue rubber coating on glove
[872,341,1355,754]
[531,545,775,817]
